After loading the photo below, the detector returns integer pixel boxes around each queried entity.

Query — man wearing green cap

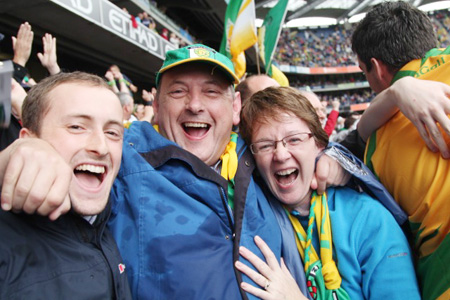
[1,44,355,299]
[107,44,308,299]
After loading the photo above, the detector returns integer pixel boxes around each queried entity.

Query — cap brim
[157,57,240,85]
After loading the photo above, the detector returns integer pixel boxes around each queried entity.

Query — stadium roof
[157,0,450,47]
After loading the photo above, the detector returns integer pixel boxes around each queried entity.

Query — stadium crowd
[274,8,450,68]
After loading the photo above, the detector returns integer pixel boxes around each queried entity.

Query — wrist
[144,100,153,106]
[108,80,116,86]
[48,65,61,76]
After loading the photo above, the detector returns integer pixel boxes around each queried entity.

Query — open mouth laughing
[182,122,211,138]
[275,168,298,186]
[74,163,107,189]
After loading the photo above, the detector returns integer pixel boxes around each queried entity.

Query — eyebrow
[69,114,123,127]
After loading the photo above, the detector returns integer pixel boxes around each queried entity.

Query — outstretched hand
[235,236,308,300]
[390,77,450,158]
[12,22,34,67]
[37,33,60,75]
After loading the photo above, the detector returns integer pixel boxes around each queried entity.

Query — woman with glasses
[235,86,420,300]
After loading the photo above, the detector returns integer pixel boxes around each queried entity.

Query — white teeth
[184,122,208,128]
[75,164,105,174]
[276,168,296,176]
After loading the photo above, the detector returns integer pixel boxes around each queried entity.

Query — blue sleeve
[326,142,408,225]
[353,199,420,299]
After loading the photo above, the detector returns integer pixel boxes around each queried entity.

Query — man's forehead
[161,62,233,85]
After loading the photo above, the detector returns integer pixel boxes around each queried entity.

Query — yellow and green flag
[220,0,257,79]
[258,0,289,86]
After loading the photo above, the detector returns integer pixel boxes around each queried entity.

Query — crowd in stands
[274,8,450,68]
[274,25,356,68]
[121,6,189,49]
[319,90,375,107]
[431,9,450,48]
[289,73,367,89]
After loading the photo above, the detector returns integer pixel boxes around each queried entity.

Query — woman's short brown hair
[239,86,328,148]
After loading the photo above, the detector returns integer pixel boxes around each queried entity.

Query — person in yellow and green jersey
[352,2,450,299]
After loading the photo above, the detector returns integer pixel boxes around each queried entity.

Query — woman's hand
[235,236,308,300]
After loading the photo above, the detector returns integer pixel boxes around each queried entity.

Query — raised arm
[37,33,61,75]
[10,79,27,120]
[105,71,119,93]
[12,22,33,68]
[141,88,155,123]
[358,77,450,157]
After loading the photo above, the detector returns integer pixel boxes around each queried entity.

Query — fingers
[238,245,272,279]
[254,236,280,270]
[425,108,450,157]
[48,195,71,221]
[235,259,267,287]
[12,22,33,66]
[314,155,329,194]
[0,139,72,219]
[240,281,270,300]
[1,150,25,211]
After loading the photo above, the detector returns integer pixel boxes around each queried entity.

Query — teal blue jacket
[288,187,420,299]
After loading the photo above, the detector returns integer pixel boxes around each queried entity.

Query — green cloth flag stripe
[258,0,288,76]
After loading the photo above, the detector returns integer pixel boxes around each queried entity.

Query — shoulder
[327,187,400,229]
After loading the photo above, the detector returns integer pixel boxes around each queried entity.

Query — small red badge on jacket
[118,263,126,274]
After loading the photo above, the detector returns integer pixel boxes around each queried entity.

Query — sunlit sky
[254,0,450,28]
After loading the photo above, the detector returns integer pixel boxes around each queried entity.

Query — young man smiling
[0,72,132,299]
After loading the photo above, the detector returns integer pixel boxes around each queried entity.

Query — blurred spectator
[169,32,180,48]
[161,28,169,40]
[140,12,154,29]
[108,65,138,93]
[331,113,361,143]
[134,103,145,120]
[117,92,137,128]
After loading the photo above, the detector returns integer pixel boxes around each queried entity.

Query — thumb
[310,174,318,191]
[48,194,71,221]
[37,52,43,62]
[11,36,16,49]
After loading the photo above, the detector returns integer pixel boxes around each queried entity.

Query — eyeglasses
[250,132,313,155]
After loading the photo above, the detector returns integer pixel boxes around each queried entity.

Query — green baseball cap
[155,44,240,86]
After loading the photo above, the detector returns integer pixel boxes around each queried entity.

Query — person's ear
[370,58,394,87]
[152,88,159,125]
[232,90,241,126]
[19,128,37,139]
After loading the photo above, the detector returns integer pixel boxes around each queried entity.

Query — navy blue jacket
[0,203,132,299]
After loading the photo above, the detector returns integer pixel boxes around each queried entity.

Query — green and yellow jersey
[365,47,450,300]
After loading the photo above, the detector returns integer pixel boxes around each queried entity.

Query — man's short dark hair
[352,1,437,73]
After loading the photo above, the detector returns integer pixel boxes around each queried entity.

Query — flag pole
[254,43,261,75]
